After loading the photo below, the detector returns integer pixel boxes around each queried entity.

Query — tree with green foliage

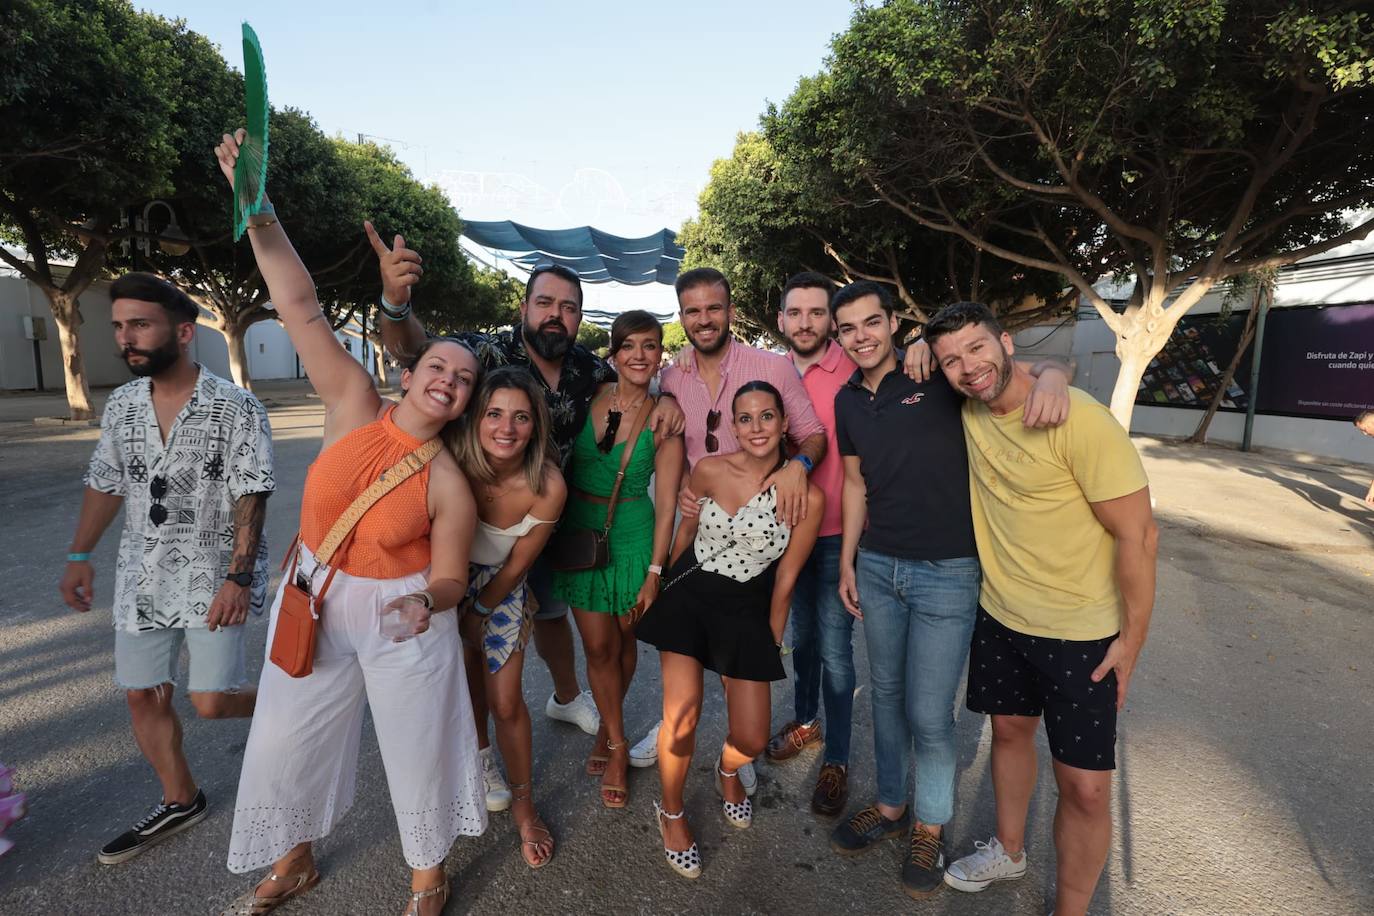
[0,1,224,418]
[576,322,609,351]
[680,131,1069,340]
[768,0,1374,427]
[661,321,688,355]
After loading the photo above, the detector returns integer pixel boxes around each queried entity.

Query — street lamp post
[119,199,191,268]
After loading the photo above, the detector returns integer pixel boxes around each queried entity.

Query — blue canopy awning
[461,219,685,286]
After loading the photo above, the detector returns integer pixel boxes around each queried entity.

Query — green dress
[551,417,656,615]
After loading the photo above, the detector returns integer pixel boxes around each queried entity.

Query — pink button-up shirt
[792,341,856,538]
[661,338,826,471]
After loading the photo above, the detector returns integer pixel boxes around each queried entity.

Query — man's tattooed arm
[230,492,270,575]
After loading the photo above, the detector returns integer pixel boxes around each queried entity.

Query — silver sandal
[654,801,702,879]
[218,869,320,916]
[402,881,450,916]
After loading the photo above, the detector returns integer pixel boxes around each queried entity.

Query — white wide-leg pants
[227,545,486,873]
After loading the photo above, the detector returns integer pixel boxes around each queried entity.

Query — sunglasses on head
[705,409,721,453]
[149,475,168,526]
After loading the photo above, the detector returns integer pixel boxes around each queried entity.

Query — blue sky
[137,1,857,318]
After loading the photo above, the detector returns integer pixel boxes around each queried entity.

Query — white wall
[1,273,377,391]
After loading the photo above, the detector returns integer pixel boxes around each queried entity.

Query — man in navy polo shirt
[827,281,1070,899]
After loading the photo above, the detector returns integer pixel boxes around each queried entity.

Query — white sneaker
[944,836,1027,892]
[545,690,600,735]
[479,747,511,812]
[738,761,757,797]
[629,721,661,768]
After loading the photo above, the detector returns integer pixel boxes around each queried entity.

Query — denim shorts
[113,625,249,693]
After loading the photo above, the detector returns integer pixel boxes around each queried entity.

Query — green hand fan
[232,22,270,241]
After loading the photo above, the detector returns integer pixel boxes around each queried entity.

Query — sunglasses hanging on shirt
[149,475,169,526]
[705,409,721,453]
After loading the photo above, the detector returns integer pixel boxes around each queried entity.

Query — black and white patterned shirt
[85,366,275,632]
[454,325,616,468]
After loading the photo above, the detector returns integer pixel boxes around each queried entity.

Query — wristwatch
[225,571,253,587]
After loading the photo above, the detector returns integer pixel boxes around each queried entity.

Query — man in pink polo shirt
[761,272,862,817]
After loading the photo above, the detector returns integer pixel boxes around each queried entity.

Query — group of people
[57,128,1158,916]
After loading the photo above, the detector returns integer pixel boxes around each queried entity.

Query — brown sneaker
[766,719,822,762]
[811,763,848,817]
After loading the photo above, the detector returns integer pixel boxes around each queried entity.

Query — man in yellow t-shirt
[925,303,1159,916]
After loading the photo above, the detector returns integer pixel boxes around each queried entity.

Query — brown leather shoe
[766,720,822,762]
[811,763,848,817]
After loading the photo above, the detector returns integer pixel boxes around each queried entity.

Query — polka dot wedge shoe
[654,801,702,879]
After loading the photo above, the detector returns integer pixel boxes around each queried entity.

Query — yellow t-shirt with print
[962,387,1149,640]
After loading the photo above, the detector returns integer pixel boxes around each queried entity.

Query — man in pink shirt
[759,272,863,818]
[660,267,827,523]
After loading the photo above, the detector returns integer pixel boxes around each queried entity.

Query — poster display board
[1135,303,1374,420]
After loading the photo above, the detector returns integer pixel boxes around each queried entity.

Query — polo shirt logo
[901,392,926,405]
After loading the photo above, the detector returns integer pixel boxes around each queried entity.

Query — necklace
[483,477,518,503]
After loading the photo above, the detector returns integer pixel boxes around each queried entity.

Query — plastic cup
[379,595,428,642]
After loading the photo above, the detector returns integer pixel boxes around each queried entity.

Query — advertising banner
[1135,302,1374,420]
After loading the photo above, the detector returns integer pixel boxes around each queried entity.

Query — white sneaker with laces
[629,721,661,768]
[545,690,600,735]
[480,746,512,812]
[944,836,1027,892]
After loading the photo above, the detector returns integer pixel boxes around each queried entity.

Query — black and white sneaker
[97,789,208,865]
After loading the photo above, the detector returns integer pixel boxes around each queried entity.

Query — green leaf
[232,21,269,241]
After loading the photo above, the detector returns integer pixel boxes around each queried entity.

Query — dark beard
[984,351,1015,401]
[785,332,826,359]
[689,327,728,355]
[524,322,571,361]
[122,338,182,377]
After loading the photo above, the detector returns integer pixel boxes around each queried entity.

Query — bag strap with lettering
[600,397,655,536]
[282,437,444,606]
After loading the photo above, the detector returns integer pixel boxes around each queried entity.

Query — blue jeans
[787,534,856,765]
[857,548,980,826]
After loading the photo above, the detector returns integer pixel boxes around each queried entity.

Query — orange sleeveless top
[300,404,433,578]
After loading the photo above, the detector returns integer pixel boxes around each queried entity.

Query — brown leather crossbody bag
[545,398,653,573]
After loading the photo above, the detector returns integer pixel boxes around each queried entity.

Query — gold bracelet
[247,218,278,230]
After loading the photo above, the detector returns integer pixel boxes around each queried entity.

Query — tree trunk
[41,288,95,421]
[1107,288,1185,431]
[363,308,387,386]
[1188,298,1261,444]
[223,321,254,392]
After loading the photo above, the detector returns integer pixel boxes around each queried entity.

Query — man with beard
[627,266,828,789]
[763,272,860,817]
[369,225,684,809]
[925,302,1157,916]
[828,282,1071,899]
[59,273,274,865]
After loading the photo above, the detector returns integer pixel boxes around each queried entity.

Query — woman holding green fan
[214,127,483,916]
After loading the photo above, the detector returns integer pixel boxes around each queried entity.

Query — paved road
[1,393,1371,915]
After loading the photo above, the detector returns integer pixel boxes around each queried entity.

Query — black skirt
[635,545,785,682]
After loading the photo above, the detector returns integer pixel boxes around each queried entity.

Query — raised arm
[1088,486,1159,709]
[365,221,431,362]
[214,130,377,416]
